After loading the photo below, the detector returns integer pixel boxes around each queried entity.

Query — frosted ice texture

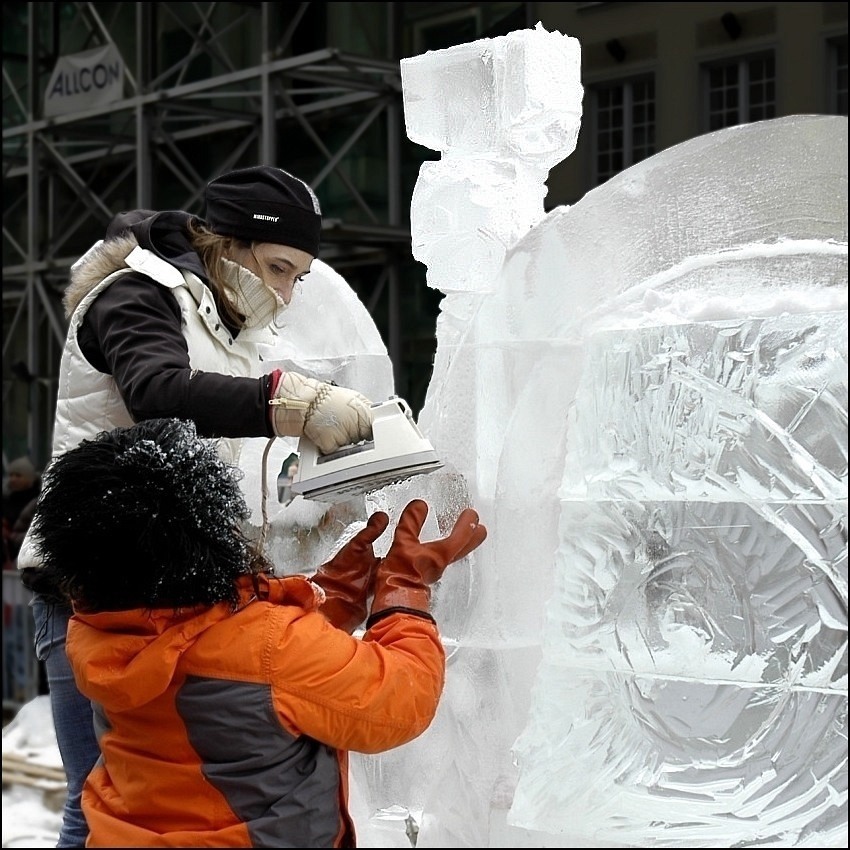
[353,21,847,850]
[401,22,582,167]
[409,158,550,292]
[403,23,583,293]
[239,258,396,572]
[509,316,847,846]
[257,257,394,399]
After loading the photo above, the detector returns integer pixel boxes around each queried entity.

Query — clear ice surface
[242,23,847,850]
[403,22,582,293]
[240,258,395,572]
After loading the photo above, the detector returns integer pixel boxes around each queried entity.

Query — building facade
[2,2,846,467]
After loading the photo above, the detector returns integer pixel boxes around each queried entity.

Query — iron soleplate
[291,454,444,502]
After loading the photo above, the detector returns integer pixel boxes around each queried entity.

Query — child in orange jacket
[29,417,486,848]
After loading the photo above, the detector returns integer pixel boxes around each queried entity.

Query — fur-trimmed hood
[64,233,140,318]
[64,210,203,318]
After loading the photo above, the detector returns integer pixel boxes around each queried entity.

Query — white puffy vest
[18,246,275,570]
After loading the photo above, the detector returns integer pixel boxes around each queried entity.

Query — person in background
[5,495,39,566]
[16,164,375,848]
[29,417,487,848]
[3,457,41,561]
[277,452,300,504]
[3,457,43,703]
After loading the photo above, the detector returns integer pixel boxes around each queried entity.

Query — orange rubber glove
[367,499,487,627]
[311,511,389,633]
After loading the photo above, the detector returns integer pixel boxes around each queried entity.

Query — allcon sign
[43,44,124,118]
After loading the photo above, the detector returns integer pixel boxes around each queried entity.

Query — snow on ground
[2,697,63,848]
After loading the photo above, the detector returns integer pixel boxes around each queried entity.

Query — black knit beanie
[204,165,322,256]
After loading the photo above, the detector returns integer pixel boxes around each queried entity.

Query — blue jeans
[3,597,30,702]
[32,595,98,848]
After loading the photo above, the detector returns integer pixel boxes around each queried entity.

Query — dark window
[703,53,776,131]
[829,36,848,116]
[592,77,656,185]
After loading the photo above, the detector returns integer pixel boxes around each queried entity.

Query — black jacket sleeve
[77,274,275,438]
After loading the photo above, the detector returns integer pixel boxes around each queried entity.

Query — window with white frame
[703,52,776,131]
[592,76,655,186]
[828,35,848,115]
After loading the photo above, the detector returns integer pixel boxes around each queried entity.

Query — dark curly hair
[30,418,268,611]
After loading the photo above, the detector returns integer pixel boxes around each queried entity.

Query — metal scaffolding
[3,2,417,467]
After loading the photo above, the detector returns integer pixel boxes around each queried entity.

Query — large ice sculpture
[350,24,588,850]
[234,24,846,848]
[351,22,846,850]
[507,117,848,847]
[403,22,582,293]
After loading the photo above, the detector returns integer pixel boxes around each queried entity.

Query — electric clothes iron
[290,396,444,502]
